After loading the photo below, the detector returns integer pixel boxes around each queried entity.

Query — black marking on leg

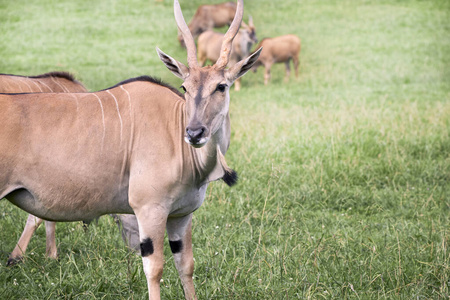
[169,240,183,254]
[222,169,238,187]
[140,238,154,256]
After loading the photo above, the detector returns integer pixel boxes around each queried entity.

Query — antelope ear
[156,47,189,79]
[226,47,262,81]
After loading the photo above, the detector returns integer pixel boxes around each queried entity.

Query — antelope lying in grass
[197,17,257,91]
[178,1,237,48]
[0,72,140,265]
[252,34,301,85]
[0,0,260,298]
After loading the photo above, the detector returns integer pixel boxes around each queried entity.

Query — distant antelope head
[157,0,261,148]
[241,16,258,46]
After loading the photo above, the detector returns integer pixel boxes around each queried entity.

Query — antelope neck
[181,103,230,186]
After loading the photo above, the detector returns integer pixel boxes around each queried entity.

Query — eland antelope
[0,72,141,265]
[197,16,257,91]
[0,0,261,299]
[252,34,301,85]
[178,1,237,48]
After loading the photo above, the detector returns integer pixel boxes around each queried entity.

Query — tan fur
[0,72,88,93]
[0,1,260,299]
[1,73,141,266]
[178,1,237,47]
[252,34,301,84]
[1,72,87,265]
[197,18,257,90]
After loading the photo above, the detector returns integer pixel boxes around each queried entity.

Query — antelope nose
[186,126,206,143]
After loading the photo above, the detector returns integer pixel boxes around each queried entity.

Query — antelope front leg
[234,78,241,91]
[166,214,197,300]
[7,214,43,265]
[134,207,168,300]
[284,59,291,82]
[264,63,272,85]
[293,55,300,79]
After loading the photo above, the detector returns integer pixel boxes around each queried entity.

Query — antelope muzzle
[185,124,209,148]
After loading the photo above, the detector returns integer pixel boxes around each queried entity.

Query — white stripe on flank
[11,79,24,92]
[92,93,106,150]
[107,90,123,142]
[18,78,33,92]
[36,79,53,92]
[69,93,79,112]
[3,80,12,91]
[120,85,132,119]
[50,76,69,92]
[30,80,43,92]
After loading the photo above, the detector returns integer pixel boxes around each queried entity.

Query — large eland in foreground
[0,0,260,299]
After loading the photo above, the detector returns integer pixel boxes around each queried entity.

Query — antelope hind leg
[284,59,291,82]
[293,55,300,78]
[7,214,43,266]
[264,63,272,85]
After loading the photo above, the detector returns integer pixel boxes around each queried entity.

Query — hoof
[6,256,23,267]
[46,252,59,260]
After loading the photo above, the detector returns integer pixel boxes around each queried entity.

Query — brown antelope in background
[197,17,257,90]
[252,34,301,85]
[0,72,88,93]
[0,72,141,265]
[0,0,260,299]
[178,1,236,48]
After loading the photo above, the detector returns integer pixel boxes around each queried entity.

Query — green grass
[1,0,449,299]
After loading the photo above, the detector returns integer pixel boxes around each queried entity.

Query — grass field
[1,0,449,299]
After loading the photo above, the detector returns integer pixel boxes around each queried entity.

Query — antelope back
[178,2,238,48]
[198,16,258,66]
[208,1,237,28]
[260,35,301,58]
[197,31,224,65]
[0,72,87,93]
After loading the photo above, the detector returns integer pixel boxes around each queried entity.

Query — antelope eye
[180,85,186,93]
[216,84,227,93]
